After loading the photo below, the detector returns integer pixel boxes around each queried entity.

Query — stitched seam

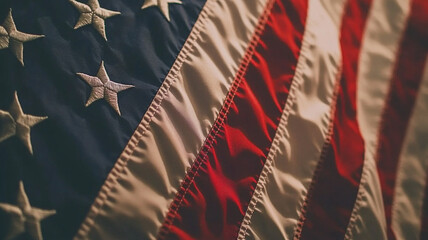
[236,52,301,240]
[157,0,275,238]
[343,150,371,240]
[74,1,218,238]
[344,42,404,240]
[346,88,396,240]
[236,5,314,238]
[343,4,415,237]
[293,64,342,240]
[344,17,408,239]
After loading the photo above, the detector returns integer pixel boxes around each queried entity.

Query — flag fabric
[0,0,427,239]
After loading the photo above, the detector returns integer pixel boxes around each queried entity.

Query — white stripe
[237,0,345,239]
[345,0,411,239]
[391,58,428,240]
[73,0,269,239]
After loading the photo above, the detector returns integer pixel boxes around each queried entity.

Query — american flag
[0,0,427,239]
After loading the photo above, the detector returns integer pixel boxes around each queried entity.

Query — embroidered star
[141,0,182,22]
[0,92,47,154]
[77,61,134,115]
[0,181,55,240]
[0,9,44,65]
[69,0,121,40]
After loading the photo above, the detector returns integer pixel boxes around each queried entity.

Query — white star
[0,9,44,65]
[0,92,47,154]
[0,181,55,240]
[77,61,134,115]
[69,0,121,40]
[141,0,182,22]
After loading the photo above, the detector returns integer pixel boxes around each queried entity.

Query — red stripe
[376,1,428,238]
[296,0,372,239]
[421,175,428,239]
[157,0,308,239]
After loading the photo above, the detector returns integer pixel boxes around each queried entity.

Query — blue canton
[0,0,206,239]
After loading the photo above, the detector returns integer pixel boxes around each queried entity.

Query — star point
[0,181,55,240]
[141,0,182,22]
[0,92,47,154]
[69,0,121,40]
[0,9,44,65]
[77,61,134,115]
